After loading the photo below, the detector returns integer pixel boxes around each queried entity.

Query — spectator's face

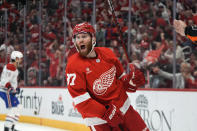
[75,33,94,57]
[167,40,173,49]
[97,25,101,30]
[131,53,138,60]
[111,40,118,47]
[194,71,197,78]
[188,20,193,26]
[54,50,60,58]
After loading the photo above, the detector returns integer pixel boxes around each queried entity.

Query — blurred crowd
[0,0,197,88]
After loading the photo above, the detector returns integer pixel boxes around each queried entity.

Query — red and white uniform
[66,47,131,126]
[0,63,18,90]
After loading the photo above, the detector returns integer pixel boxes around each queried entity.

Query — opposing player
[173,19,197,44]
[0,51,23,131]
[66,22,149,131]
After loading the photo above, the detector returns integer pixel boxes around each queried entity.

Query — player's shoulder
[95,47,116,57]
[95,47,114,53]
[6,63,16,71]
[66,53,85,71]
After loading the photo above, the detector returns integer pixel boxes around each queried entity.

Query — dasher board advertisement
[1,88,197,131]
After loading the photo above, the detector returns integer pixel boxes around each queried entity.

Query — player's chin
[79,49,89,57]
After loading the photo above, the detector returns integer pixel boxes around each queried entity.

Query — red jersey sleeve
[66,56,106,118]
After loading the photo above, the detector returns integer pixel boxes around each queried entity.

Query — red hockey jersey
[66,47,131,126]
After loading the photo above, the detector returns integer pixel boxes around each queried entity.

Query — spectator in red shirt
[46,41,61,85]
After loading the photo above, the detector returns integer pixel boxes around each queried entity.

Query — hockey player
[0,51,23,131]
[66,22,149,131]
[173,19,197,44]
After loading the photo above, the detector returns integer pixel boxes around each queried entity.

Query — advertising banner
[0,88,85,124]
[1,88,197,131]
[128,91,197,131]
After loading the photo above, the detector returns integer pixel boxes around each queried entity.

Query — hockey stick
[107,0,130,63]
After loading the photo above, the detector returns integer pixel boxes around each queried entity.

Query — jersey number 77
[67,73,76,86]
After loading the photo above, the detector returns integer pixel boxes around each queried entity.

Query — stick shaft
[107,0,130,63]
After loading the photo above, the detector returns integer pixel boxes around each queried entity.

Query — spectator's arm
[175,46,184,60]
[46,43,55,58]
[158,69,174,79]
[173,19,187,36]
[164,47,183,61]
[164,50,172,60]
[46,48,52,58]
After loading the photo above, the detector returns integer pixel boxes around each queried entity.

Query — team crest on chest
[93,66,116,95]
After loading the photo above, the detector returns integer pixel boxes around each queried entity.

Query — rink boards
[0,88,197,131]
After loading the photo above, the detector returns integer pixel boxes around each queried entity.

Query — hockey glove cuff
[102,104,124,128]
[10,87,20,95]
[121,64,146,92]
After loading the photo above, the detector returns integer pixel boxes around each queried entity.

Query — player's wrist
[130,69,145,86]
[16,87,20,94]
[102,104,123,127]
[121,67,145,92]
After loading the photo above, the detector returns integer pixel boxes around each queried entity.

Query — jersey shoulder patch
[6,63,16,71]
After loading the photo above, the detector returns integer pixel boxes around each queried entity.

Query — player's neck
[86,49,97,58]
[10,62,17,68]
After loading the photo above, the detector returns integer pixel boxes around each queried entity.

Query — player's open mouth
[80,45,86,50]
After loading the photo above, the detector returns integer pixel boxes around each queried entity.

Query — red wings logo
[93,66,116,95]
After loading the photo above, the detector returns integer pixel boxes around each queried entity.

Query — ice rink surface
[0,121,68,131]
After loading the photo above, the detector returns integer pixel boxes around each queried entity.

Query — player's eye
[82,35,88,39]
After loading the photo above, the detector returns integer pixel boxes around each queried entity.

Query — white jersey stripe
[90,125,97,131]
[84,117,107,126]
[120,97,130,115]
[119,72,126,79]
[73,92,91,105]
[84,97,131,126]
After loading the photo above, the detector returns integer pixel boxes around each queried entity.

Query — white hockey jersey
[0,63,18,90]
